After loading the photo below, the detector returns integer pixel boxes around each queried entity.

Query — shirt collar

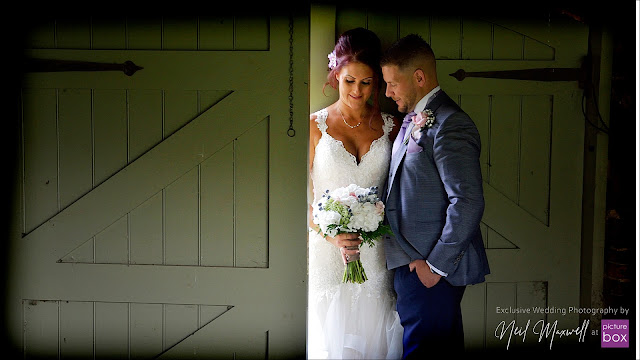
[413,86,441,113]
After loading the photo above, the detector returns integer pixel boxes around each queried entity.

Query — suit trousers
[394,266,466,359]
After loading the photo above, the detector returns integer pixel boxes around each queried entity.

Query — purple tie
[392,111,415,155]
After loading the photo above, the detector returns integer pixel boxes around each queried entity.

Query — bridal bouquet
[312,184,391,284]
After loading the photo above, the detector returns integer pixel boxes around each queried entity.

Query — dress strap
[381,112,395,135]
[313,108,329,133]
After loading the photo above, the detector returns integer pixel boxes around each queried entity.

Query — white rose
[331,187,348,200]
[316,210,341,227]
[346,184,359,194]
[346,203,378,232]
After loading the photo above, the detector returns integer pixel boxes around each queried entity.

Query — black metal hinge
[24,58,143,76]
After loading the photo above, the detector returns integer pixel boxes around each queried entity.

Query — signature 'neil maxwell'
[495,319,590,350]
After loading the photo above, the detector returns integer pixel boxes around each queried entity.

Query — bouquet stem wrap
[343,245,367,283]
[312,184,392,284]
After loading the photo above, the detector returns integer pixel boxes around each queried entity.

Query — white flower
[319,210,341,226]
[327,50,337,69]
[311,184,392,284]
[331,185,359,208]
[313,184,386,238]
[348,202,383,232]
[314,209,341,237]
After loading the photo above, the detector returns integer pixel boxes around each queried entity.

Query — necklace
[338,106,361,129]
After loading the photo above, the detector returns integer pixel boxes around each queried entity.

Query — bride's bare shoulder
[309,110,326,141]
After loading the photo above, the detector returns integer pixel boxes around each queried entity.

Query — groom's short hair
[381,34,436,71]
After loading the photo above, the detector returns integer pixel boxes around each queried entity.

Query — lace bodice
[309,108,395,300]
[310,108,394,201]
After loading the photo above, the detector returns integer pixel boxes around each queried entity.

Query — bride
[308,28,403,359]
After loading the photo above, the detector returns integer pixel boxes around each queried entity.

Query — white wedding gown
[308,108,403,359]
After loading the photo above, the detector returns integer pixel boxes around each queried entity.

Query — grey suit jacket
[384,90,490,286]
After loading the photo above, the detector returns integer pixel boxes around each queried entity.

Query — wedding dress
[308,108,403,359]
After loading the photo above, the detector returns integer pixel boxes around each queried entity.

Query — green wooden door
[12,15,308,359]
[311,8,589,351]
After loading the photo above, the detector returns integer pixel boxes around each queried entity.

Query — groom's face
[382,64,418,114]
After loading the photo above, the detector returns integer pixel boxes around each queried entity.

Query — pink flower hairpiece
[327,50,337,70]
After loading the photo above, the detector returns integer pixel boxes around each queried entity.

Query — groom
[381,34,490,358]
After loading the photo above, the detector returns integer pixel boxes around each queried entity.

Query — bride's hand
[327,233,362,264]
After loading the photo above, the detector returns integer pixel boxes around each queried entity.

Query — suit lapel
[387,123,413,201]
[386,90,450,202]
[426,90,448,114]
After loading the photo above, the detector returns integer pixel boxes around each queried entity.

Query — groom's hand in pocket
[328,233,361,264]
[409,259,441,288]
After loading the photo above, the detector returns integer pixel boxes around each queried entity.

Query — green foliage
[360,224,392,247]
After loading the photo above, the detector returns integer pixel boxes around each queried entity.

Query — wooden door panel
[91,17,127,50]
[55,18,91,49]
[130,192,164,265]
[235,119,270,268]
[198,16,235,51]
[164,90,199,138]
[201,144,235,267]
[22,299,234,359]
[21,93,259,249]
[490,95,522,201]
[58,114,270,269]
[93,89,128,186]
[481,223,518,249]
[493,25,525,59]
[95,216,128,264]
[22,91,267,261]
[58,88,93,209]
[23,300,59,359]
[165,167,200,266]
[430,16,461,59]
[483,184,550,250]
[127,17,163,50]
[520,95,552,224]
[460,93,553,224]
[22,88,58,233]
[130,303,164,359]
[160,306,268,359]
[95,302,129,359]
[129,89,164,162]
[59,301,94,358]
[461,19,492,59]
[14,15,309,358]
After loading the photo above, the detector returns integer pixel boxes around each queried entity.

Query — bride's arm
[308,113,320,234]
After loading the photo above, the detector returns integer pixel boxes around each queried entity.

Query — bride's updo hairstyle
[324,27,383,111]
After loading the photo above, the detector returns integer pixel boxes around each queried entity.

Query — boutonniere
[404,109,435,144]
